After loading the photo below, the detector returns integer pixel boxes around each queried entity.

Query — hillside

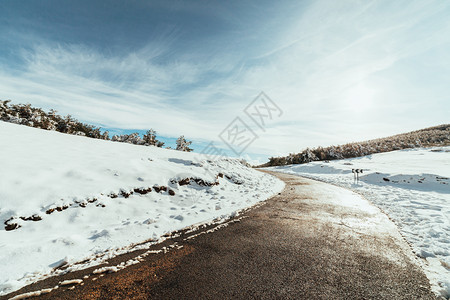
[262,125,450,167]
[0,100,175,148]
[0,121,284,295]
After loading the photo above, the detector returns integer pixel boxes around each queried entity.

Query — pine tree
[143,129,165,147]
[101,131,110,140]
[176,135,193,152]
[143,129,157,146]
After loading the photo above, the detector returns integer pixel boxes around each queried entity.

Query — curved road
[5,171,435,299]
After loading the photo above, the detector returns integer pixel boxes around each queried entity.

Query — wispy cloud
[0,0,449,161]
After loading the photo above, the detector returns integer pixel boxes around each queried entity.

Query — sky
[1,0,449,164]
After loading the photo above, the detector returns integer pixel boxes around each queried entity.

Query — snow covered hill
[0,121,284,295]
[268,148,450,298]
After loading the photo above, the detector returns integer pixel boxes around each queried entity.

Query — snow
[268,147,450,298]
[9,288,55,300]
[0,121,284,295]
[59,279,83,286]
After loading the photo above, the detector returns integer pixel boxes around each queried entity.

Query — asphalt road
[4,171,436,299]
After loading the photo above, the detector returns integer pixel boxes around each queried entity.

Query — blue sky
[1,0,449,164]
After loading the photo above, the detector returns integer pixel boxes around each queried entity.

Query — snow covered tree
[64,115,77,133]
[100,131,109,140]
[143,129,157,146]
[300,148,318,163]
[143,129,165,147]
[127,132,144,145]
[176,135,193,152]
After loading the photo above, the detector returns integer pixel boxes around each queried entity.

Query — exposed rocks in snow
[224,175,244,185]
[4,214,43,231]
[170,176,219,187]
[46,205,70,215]
[152,185,167,193]
[177,178,190,186]
[4,220,20,231]
[19,215,42,222]
[119,189,133,199]
[2,173,245,231]
[133,187,152,195]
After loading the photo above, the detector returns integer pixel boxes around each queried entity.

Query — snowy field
[0,121,284,295]
[268,147,450,298]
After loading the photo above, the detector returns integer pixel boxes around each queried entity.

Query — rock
[5,223,20,231]
[120,189,132,198]
[153,186,167,193]
[134,187,152,194]
[20,214,42,221]
[178,178,190,186]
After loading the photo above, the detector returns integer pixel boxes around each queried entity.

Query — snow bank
[268,147,450,298]
[0,121,284,295]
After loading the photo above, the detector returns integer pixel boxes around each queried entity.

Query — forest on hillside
[261,124,450,167]
[0,100,193,151]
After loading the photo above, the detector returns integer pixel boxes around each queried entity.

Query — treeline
[262,124,450,167]
[0,100,193,151]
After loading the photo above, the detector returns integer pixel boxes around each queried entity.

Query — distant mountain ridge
[261,124,450,167]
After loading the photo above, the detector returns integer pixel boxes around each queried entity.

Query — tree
[101,131,110,140]
[143,129,165,147]
[176,135,193,152]
[0,100,182,147]
[143,129,157,146]
[56,119,68,133]
[300,148,319,163]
